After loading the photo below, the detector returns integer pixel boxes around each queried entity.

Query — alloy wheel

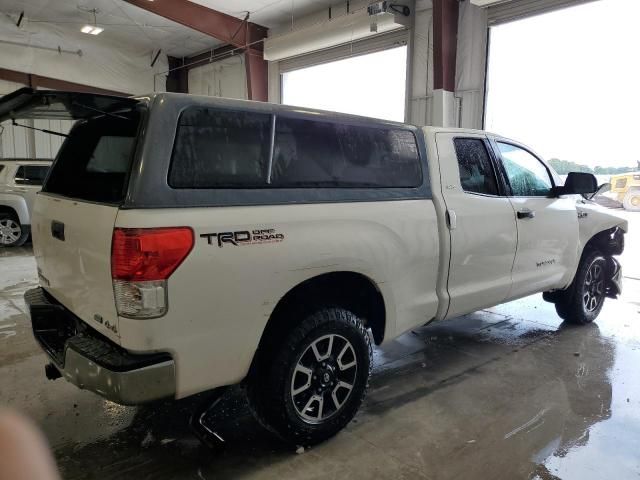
[290,333,358,424]
[0,219,21,245]
[583,261,604,312]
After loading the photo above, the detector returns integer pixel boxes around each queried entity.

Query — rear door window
[271,117,421,188]
[14,165,50,186]
[453,138,499,195]
[44,112,140,203]
[169,108,271,188]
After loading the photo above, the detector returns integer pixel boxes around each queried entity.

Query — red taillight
[111,227,194,281]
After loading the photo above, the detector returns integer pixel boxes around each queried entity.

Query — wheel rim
[583,261,605,313]
[0,219,21,245]
[631,195,640,207]
[290,334,358,424]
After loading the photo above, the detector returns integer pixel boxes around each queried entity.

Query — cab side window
[453,138,499,195]
[497,142,552,197]
[14,165,50,186]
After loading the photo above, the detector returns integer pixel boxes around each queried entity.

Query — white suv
[0,88,626,446]
[0,159,51,246]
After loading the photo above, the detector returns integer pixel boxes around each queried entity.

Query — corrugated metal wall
[188,55,248,100]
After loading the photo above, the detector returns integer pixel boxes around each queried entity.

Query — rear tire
[0,213,28,247]
[248,307,372,446]
[622,188,640,212]
[554,249,607,325]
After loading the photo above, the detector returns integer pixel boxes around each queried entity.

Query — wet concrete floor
[1,215,639,479]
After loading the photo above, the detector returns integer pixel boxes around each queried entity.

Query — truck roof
[138,93,513,141]
[0,158,52,164]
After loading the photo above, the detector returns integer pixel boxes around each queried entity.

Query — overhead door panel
[488,0,597,25]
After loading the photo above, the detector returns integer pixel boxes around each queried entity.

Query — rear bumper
[25,287,175,405]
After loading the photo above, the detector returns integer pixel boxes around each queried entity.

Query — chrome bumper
[25,287,175,405]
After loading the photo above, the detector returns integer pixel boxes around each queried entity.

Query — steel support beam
[433,0,459,92]
[245,48,268,102]
[123,0,267,49]
[122,0,269,101]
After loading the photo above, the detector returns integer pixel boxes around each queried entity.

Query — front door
[436,133,518,319]
[491,140,579,299]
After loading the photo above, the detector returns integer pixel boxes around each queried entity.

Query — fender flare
[0,194,29,224]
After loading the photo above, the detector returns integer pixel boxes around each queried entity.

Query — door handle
[51,221,65,241]
[517,209,535,219]
[446,210,457,230]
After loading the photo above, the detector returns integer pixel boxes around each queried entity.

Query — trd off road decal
[200,228,285,248]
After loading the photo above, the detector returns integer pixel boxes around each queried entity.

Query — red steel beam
[122,0,267,50]
[182,44,239,70]
[432,0,459,92]
[122,0,268,101]
[245,48,268,102]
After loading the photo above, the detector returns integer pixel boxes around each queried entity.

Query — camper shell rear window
[44,111,141,204]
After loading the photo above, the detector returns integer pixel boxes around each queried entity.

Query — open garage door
[487,0,598,25]
[278,31,409,122]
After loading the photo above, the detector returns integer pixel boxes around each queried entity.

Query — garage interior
[1,0,639,478]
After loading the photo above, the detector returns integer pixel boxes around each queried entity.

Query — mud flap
[189,388,229,449]
[605,257,622,299]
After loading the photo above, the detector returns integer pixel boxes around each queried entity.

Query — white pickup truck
[2,88,626,445]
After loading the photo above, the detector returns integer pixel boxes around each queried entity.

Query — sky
[485,0,640,168]
[282,46,407,122]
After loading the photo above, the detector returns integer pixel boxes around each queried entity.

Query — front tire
[0,213,28,247]
[555,249,607,325]
[248,307,372,446]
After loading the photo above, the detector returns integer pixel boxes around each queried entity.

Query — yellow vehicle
[610,172,640,211]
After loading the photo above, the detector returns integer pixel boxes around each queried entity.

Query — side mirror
[586,182,611,200]
[553,172,598,196]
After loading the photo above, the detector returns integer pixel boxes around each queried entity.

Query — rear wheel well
[250,272,386,377]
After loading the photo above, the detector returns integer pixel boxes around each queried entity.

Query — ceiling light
[81,25,103,35]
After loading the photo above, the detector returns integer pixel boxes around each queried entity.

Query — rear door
[491,140,579,299]
[435,133,517,318]
[0,88,142,341]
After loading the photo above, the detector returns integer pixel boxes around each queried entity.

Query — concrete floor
[1,212,639,480]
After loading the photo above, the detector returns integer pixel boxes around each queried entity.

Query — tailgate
[33,196,120,340]
[18,88,145,343]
